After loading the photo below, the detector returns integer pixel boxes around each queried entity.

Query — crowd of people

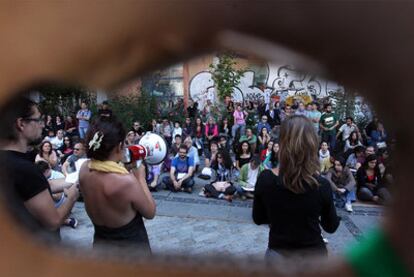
[0,93,393,257]
[143,97,393,212]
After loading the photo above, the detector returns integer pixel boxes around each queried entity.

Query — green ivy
[209,53,245,100]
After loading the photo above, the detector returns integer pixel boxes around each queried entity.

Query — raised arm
[130,165,156,219]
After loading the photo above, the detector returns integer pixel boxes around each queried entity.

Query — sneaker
[345,202,353,212]
[198,190,206,197]
[65,217,78,229]
[322,237,329,244]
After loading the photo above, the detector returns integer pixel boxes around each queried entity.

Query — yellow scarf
[89,160,129,175]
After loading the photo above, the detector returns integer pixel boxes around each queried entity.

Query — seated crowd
[22,96,393,234]
[143,98,393,211]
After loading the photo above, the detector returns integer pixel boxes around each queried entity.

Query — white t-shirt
[246,167,259,188]
[50,136,64,149]
[338,124,357,141]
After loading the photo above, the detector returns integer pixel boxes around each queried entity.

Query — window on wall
[149,63,184,97]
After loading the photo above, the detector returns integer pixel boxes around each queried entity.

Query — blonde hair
[279,115,320,193]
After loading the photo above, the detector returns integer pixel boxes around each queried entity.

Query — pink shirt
[233,110,245,125]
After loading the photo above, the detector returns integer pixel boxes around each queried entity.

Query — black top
[93,214,151,253]
[0,150,59,241]
[98,108,113,118]
[2,150,50,201]
[253,170,340,254]
[236,154,251,169]
[356,166,383,191]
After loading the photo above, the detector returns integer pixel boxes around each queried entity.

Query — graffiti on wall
[189,63,343,108]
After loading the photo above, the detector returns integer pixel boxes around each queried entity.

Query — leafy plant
[209,53,245,100]
[110,89,158,129]
[37,83,91,116]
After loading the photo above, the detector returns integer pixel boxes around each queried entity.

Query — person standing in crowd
[294,102,307,116]
[98,101,112,118]
[0,96,79,241]
[325,156,356,212]
[35,141,58,169]
[62,142,86,176]
[235,155,264,199]
[319,103,339,152]
[253,115,340,259]
[306,102,321,133]
[232,104,247,139]
[76,101,92,140]
[79,117,155,252]
[235,140,252,171]
[182,117,194,138]
[186,99,198,119]
[205,117,219,146]
[356,154,391,205]
[202,150,236,202]
[279,104,293,122]
[64,115,78,138]
[163,144,195,193]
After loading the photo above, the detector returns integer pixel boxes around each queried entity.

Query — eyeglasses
[23,117,44,123]
[74,148,81,151]
[178,152,187,155]
[217,156,223,159]
[262,118,267,120]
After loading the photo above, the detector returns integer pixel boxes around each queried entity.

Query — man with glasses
[0,96,79,240]
[62,142,86,176]
[162,144,195,193]
[257,115,271,134]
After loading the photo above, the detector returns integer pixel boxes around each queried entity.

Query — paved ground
[61,173,384,259]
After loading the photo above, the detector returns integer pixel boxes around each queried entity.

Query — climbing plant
[209,52,245,100]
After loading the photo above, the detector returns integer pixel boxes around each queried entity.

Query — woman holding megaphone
[79,117,156,253]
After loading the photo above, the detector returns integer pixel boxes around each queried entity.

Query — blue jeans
[321,131,336,152]
[231,123,246,139]
[79,126,88,139]
[333,189,356,208]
